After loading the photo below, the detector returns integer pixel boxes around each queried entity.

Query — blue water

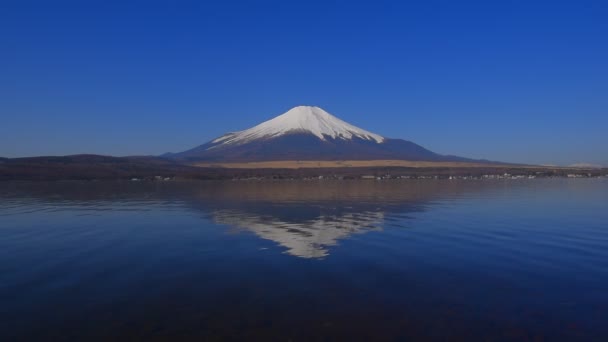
[1,179,607,341]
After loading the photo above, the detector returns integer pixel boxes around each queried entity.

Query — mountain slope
[168,106,479,163]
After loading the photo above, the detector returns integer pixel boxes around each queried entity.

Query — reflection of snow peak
[213,209,384,259]
[211,106,385,147]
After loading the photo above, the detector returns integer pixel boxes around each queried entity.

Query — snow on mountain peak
[212,106,385,146]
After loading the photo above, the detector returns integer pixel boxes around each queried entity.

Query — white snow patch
[212,106,384,148]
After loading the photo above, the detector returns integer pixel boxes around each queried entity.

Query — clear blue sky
[1,0,607,166]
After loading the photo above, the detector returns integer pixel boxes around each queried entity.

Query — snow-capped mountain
[168,106,477,163]
[211,106,384,147]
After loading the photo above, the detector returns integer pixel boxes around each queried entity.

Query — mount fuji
[167,106,480,163]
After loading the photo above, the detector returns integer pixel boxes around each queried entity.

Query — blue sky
[1,0,607,165]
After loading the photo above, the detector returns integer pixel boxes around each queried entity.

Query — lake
[1,179,607,341]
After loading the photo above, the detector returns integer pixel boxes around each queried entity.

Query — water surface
[1,179,607,340]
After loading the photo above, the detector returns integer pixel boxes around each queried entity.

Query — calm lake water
[1,179,607,341]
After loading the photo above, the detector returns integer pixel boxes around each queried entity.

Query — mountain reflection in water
[212,209,384,258]
[182,180,488,258]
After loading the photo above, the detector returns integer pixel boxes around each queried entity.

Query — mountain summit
[213,106,384,146]
[168,106,478,163]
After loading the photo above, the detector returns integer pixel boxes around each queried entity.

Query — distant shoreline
[1,155,606,181]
